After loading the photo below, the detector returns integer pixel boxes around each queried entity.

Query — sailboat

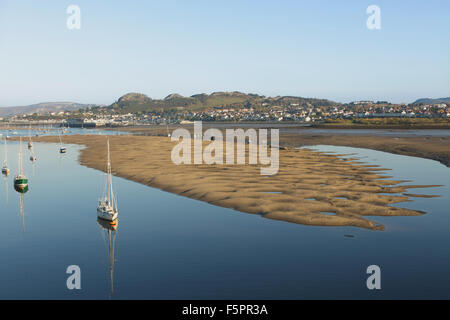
[1,137,10,175]
[97,138,118,221]
[29,126,37,162]
[28,124,33,149]
[14,137,28,190]
[166,117,171,138]
[59,130,66,153]
[97,217,118,297]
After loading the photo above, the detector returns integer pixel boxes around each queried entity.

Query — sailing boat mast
[18,137,23,175]
[3,137,7,166]
[2,136,10,175]
[59,129,67,153]
[106,138,115,210]
[166,116,171,137]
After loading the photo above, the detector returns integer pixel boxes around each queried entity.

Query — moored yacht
[14,138,28,190]
[59,130,66,153]
[1,165,9,175]
[97,137,118,221]
[1,137,9,175]
[28,124,33,149]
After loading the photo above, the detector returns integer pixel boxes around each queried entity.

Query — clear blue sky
[0,0,449,106]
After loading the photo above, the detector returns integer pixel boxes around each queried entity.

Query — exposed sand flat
[23,135,440,230]
[112,125,450,167]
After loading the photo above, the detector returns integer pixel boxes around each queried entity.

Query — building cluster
[171,102,450,123]
[3,101,449,127]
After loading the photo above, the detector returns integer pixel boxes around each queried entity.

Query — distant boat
[14,137,28,190]
[2,137,10,175]
[27,124,33,149]
[97,138,118,221]
[59,130,66,153]
[166,117,171,137]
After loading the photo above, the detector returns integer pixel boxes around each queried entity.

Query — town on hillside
[2,94,449,127]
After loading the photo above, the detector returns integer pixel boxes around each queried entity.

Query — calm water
[0,141,449,299]
[0,127,127,138]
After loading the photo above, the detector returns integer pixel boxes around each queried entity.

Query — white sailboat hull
[97,206,118,221]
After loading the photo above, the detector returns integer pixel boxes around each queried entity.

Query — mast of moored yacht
[18,137,23,175]
[166,117,169,136]
[106,138,115,209]
[3,136,7,167]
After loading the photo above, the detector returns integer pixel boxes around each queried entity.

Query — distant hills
[413,97,450,104]
[0,102,96,117]
[108,91,337,113]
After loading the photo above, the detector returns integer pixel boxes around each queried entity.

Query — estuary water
[0,127,127,137]
[0,140,449,299]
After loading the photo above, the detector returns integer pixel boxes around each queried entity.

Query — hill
[413,97,450,104]
[0,102,96,117]
[107,91,337,113]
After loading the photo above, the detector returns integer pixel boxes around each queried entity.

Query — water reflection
[2,174,8,204]
[14,184,28,233]
[97,218,118,298]
[0,140,449,299]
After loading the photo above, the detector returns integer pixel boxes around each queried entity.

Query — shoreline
[279,134,450,167]
[312,124,450,129]
[20,134,441,231]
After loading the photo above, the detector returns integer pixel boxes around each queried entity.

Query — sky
[0,0,449,106]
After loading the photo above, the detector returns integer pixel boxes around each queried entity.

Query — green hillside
[106,91,337,113]
[413,97,450,104]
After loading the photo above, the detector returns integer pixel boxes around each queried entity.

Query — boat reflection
[2,175,8,204]
[14,184,29,194]
[14,184,28,232]
[97,217,118,298]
